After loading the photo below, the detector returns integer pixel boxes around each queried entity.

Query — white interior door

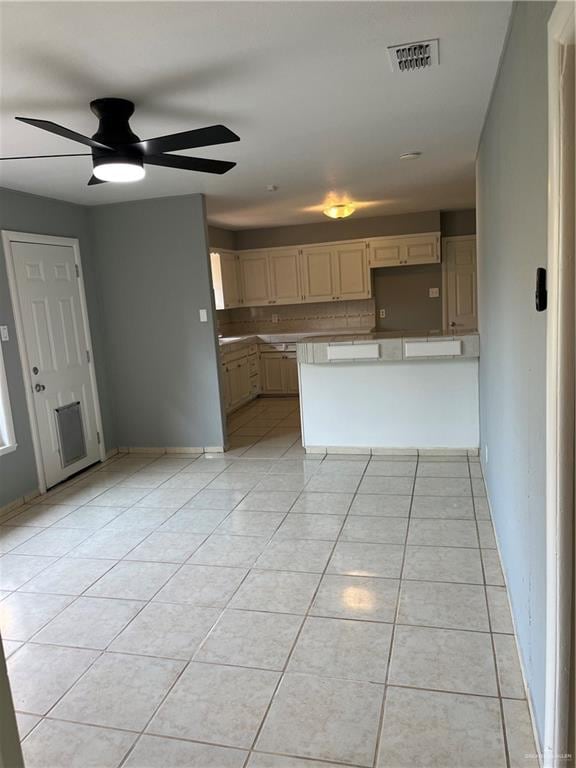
[5,235,103,489]
[444,236,478,331]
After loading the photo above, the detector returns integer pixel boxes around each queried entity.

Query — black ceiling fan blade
[87,175,107,186]
[144,153,236,175]
[15,117,114,151]
[0,153,91,160]
[135,125,239,155]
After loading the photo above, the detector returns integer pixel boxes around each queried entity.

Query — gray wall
[373,264,443,332]
[441,209,476,237]
[213,209,476,251]
[208,225,236,251]
[477,1,553,742]
[89,194,225,449]
[0,188,114,507]
[234,210,441,250]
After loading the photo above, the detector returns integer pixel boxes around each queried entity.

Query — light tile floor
[0,397,539,767]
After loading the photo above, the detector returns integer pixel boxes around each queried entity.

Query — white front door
[444,236,478,331]
[5,234,103,489]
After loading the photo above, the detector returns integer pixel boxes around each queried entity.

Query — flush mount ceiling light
[323,203,356,219]
[93,154,145,183]
[400,151,422,160]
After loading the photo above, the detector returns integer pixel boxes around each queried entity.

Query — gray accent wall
[234,210,441,250]
[476,1,553,742]
[208,225,236,251]
[440,209,476,237]
[373,264,443,332]
[88,194,225,450]
[0,188,114,507]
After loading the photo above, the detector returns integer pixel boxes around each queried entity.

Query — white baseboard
[305,446,478,457]
[482,480,543,762]
[116,446,225,455]
[0,492,39,522]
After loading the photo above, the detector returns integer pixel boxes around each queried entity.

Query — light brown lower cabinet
[261,353,299,394]
[222,356,252,411]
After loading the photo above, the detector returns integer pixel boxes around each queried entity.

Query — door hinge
[75,264,80,278]
[96,431,101,445]
[86,350,91,363]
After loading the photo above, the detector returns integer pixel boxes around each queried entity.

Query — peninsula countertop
[299,329,478,343]
[296,330,479,363]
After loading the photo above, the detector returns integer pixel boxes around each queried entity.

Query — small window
[0,340,16,456]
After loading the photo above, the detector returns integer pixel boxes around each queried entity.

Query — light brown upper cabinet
[333,243,370,299]
[368,233,440,268]
[268,248,302,305]
[300,245,337,302]
[210,250,243,309]
[300,241,370,303]
[238,250,271,306]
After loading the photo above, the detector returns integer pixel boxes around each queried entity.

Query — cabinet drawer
[248,355,259,375]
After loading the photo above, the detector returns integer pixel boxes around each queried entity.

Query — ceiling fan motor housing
[90,97,144,175]
[90,98,141,146]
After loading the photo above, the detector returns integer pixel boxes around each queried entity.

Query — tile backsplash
[218,299,375,335]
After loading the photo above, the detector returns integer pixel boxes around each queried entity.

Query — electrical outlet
[199,309,208,322]
[0,326,8,342]
[429,287,440,298]
[272,314,279,324]
[379,309,386,319]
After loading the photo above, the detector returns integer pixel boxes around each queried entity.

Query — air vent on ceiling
[387,39,439,73]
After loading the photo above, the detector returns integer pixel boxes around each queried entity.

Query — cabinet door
[238,251,271,306]
[220,252,242,307]
[282,356,299,393]
[237,357,251,401]
[261,355,285,393]
[221,363,232,411]
[300,246,337,302]
[210,250,242,309]
[368,239,403,267]
[333,243,370,299]
[227,364,241,409]
[228,357,251,406]
[404,234,440,265]
[268,248,302,304]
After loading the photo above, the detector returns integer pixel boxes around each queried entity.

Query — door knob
[449,321,456,327]
[34,383,46,392]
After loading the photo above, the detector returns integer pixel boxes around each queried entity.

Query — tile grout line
[240,445,371,767]
[469,457,512,768]
[371,451,418,768]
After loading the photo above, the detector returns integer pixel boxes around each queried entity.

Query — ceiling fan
[0,97,240,185]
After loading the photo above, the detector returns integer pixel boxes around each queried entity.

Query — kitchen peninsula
[296,331,479,453]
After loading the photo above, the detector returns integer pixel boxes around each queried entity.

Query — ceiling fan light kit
[92,154,145,183]
[5,97,240,186]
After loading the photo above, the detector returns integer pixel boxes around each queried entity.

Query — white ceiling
[0,1,512,228]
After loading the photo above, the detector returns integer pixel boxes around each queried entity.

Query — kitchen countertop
[300,329,478,343]
[218,330,373,346]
